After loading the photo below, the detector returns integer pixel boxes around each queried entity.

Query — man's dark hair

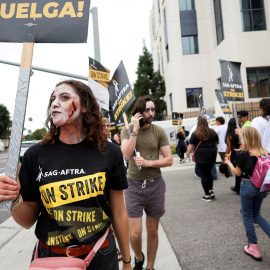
[259,98,270,119]
[131,96,155,115]
[237,110,248,117]
[216,116,225,125]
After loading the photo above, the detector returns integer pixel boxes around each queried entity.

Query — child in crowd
[225,127,270,261]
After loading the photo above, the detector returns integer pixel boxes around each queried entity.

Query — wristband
[11,195,23,211]
[13,194,20,202]
[131,132,137,136]
[122,256,131,264]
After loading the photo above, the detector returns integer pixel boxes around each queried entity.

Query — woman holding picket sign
[225,126,270,262]
[0,80,132,270]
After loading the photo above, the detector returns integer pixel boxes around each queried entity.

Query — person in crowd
[185,117,219,201]
[225,127,270,261]
[102,117,112,142]
[175,126,187,163]
[188,116,218,180]
[215,116,232,177]
[251,98,270,153]
[121,96,173,270]
[237,110,251,128]
[225,118,241,194]
[113,133,121,146]
[0,80,132,270]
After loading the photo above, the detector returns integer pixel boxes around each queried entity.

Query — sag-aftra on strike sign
[0,0,91,42]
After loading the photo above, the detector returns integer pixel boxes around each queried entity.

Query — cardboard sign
[172,112,183,126]
[116,115,125,130]
[204,111,217,128]
[88,57,110,111]
[197,94,206,116]
[219,60,244,101]
[108,61,135,122]
[215,89,232,114]
[103,110,116,131]
[0,0,91,42]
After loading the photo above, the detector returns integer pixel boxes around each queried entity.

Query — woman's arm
[224,158,242,176]
[109,189,132,270]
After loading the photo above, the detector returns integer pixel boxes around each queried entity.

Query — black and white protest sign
[219,60,244,101]
[197,93,206,116]
[108,61,135,122]
[204,111,216,128]
[116,115,125,130]
[172,112,183,126]
[215,89,232,114]
[103,110,116,131]
[88,57,110,111]
[0,0,91,42]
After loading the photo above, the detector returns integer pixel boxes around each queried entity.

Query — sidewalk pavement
[0,156,183,270]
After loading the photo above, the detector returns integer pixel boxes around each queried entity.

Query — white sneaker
[186,158,190,162]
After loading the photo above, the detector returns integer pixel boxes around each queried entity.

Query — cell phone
[135,111,146,128]
[139,117,146,128]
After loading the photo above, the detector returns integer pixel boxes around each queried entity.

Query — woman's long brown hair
[41,80,106,150]
[195,117,213,140]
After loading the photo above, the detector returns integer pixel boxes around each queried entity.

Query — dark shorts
[125,175,166,218]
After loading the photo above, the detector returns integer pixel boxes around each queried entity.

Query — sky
[0,0,153,134]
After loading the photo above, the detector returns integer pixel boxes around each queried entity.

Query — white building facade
[149,0,270,116]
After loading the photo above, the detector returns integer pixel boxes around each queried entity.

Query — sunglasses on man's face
[237,116,242,119]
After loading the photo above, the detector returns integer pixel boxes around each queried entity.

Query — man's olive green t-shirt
[121,124,169,180]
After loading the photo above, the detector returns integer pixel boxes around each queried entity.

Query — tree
[0,104,11,139]
[25,127,47,141]
[126,46,167,120]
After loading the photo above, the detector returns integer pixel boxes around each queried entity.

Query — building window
[179,0,195,11]
[182,36,198,55]
[247,67,270,98]
[166,45,170,62]
[186,88,202,108]
[169,93,173,111]
[213,0,224,45]
[240,0,266,31]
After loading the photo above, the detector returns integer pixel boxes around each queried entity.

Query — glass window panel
[242,11,252,31]
[247,75,259,98]
[179,0,187,11]
[259,74,270,97]
[252,10,266,30]
[186,89,201,108]
[251,0,264,9]
[187,0,195,10]
[214,1,221,26]
[241,0,251,10]
[217,26,224,44]
[193,36,199,54]
[182,37,190,55]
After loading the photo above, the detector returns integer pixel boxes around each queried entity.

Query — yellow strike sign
[0,1,85,19]
[89,70,110,82]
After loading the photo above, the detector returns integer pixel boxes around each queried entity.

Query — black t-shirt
[235,150,257,179]
[19,139,127,247]
[189,131,219,164]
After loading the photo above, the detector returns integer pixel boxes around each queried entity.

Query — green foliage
[170,144,176,155]
[0,104,11,138]
[25,128,47,140]
[126,46,167,118]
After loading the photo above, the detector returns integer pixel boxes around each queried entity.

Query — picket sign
[0,43,34,211]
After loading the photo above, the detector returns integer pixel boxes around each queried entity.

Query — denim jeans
[240,180,270,244]
[31,230,119,270]
[195,164,217,180]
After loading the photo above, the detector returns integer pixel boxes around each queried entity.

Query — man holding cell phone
[121,96,173,270]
